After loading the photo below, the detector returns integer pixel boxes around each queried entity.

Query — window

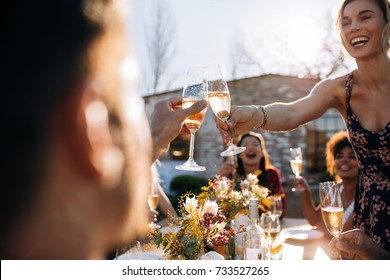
[305,109,346,173]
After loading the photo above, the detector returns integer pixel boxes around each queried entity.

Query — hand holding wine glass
[175,67,208,171]
[290,147,303,191]
[205,64,245,157]
[319,181,344,259]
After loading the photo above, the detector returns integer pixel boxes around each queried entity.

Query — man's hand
[150,97,207,161]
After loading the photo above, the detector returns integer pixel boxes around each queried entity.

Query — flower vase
[212,241,226,258]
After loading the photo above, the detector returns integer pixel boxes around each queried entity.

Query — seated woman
[294,130,357,238]
[217,132,286,217]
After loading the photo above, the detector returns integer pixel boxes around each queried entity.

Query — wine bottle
[243,198,265,260]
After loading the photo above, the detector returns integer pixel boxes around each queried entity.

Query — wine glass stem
[188,129,196,161]
[225,122,233,146]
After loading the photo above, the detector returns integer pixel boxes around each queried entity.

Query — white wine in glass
[175,67,208,171]
[290,147,303,192]
[269,196,283,217]
[205,64,245,157]
[319,181,344,259]
[260,212,281,260]
[148,194,159,211]
[148,182,160,229]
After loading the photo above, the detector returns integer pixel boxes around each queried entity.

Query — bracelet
[255,105,268,130]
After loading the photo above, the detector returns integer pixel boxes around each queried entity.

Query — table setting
[114,173,333,261]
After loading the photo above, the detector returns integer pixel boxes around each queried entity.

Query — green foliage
[169,175,208,210]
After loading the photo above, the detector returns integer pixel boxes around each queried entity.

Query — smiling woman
[214,0,390,259]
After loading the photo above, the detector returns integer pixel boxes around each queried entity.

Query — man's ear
[54,85,124,190]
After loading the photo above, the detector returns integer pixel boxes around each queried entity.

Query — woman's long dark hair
[235,132,272,188]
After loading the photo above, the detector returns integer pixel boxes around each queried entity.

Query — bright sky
[131,0,349,94]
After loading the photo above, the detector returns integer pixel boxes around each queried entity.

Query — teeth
[339,165,350,171]
[351,36,369,46]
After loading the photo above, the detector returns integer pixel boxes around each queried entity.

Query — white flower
[184,196,198,214]
[246,173,259,185]
[213,222,226,231]
[240,179,250,190]
[252,185,270,198]
[202,200,219,215]
[215,178,229,199]
[231,191,241,200]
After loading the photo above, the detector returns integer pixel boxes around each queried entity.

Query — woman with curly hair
[294,131,357,238]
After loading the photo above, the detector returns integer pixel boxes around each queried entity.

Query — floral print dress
[345,73,390,252]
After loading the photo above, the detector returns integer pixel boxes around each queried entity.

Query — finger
[182,100,207,116]
[335,241,359,259]
[329,238,341,259]
[215,117,228,130]
[226,117,236,129]
[169,96,183,108]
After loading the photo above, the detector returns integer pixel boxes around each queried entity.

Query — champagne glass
[148,182,160,229]
[260,212,281,260]
[319,181,344,259]
[205,64,246,157]
[269,196,283,217]
[175,67,208,171]
[290,147,303,191]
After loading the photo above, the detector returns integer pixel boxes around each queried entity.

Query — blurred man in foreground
[1,0,207,259]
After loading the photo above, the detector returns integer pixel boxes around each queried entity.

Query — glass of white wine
[260,212,281,260]
[148,182,160,230]
[319,181,344,259]
[290,147,303,191]
[204,63,246,157]
[175,67,208,171]
[269,196,283,217]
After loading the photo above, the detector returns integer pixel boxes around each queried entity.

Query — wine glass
[148,182,160,230]
[260,212,281,260]
[204,64,246,157]
[175,67,208,171]
[269,196,283,217]
[290,147,303,191]
[319,181,344,259]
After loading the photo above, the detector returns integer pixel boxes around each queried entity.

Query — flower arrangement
[198,174,273,222]
[148,173,274,260]
[149,194,236,260]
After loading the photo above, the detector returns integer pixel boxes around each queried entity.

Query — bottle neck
[249,206,259,220]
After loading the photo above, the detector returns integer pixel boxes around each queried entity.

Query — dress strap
[344,201,355,225]
[345,73,353,105]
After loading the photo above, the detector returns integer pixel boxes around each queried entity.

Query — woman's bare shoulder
[311,75,347,94]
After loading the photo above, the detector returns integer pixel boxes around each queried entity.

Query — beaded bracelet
[255,105,268,130]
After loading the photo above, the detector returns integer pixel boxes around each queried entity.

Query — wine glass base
[220,146,246,157]
[175,160,206,171]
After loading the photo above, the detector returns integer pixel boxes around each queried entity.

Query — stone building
[143,74,346,216]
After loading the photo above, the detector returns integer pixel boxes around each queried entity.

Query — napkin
[200,251,225,260]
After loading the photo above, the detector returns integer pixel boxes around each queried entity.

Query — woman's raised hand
[215,105,261,138]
